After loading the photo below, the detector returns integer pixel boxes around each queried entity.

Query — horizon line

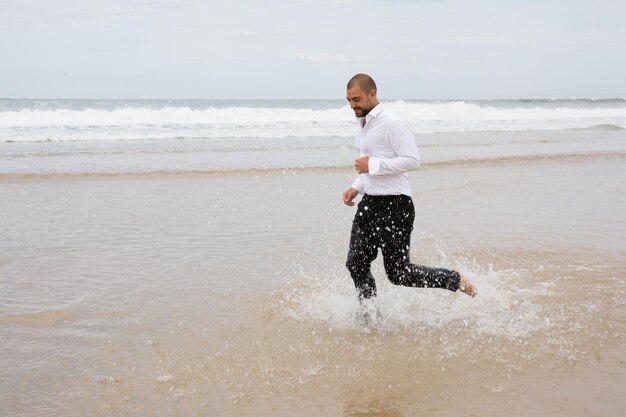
[2,96,625,101]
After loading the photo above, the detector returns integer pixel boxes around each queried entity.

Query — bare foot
[458,272,477,298]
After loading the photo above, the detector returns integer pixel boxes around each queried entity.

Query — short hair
[347,73,377,93]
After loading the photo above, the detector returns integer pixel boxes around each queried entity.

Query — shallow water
[1,155,625,416]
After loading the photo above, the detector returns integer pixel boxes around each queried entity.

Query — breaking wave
[1,99,626,142]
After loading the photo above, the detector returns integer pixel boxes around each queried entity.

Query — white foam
[1,101,625,142]
[285,262,551,339]
[0,106,349,127]
[386,100,626,133]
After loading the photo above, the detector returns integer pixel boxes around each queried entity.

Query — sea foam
[1,99,625,142]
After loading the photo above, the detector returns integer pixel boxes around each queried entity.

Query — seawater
[1,98,626,175]
[1,98,625,416]
[1,162,624,416]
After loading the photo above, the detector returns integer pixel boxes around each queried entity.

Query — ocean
[1,98,626,175]
[1,98,625,416]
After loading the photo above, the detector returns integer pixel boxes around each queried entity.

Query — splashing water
[284,261,549,341]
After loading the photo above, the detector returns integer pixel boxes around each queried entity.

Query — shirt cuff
[351,176,365,194]
[368,157,381,175]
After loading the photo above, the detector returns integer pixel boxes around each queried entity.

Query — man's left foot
[458,272,477,297]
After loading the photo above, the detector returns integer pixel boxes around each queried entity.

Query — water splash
[282,261,549,340]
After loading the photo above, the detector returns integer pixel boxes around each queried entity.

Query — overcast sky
[1,0,625,99]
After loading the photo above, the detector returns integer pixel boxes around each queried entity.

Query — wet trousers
[346,194,460,299]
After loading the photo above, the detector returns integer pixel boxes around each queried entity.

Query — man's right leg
[380,195,462,292]
[346,199,379,299]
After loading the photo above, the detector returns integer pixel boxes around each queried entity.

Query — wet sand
[1,154,625,416]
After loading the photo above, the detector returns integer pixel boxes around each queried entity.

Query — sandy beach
[1,152,624,416]
[3,0,626,414]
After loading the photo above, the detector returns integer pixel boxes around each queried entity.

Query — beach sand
[1,154,625,416]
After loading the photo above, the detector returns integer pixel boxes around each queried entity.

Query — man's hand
[342,187,359,206]
[354,156,369,174]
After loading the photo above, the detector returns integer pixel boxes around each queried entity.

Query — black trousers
[346,194,460,299]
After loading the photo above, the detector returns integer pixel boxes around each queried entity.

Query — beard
[353,105,371,117]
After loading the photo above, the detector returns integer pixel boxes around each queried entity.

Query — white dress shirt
[351,103,421,196]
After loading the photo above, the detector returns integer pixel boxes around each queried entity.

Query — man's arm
[368,120,420,175]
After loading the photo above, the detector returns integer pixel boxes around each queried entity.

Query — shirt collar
[360,102,384,124]
[368,102,384,119]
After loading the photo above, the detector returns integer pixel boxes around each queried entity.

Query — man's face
[346,85,377,118]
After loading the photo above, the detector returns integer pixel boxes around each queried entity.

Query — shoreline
[2,150,625,182]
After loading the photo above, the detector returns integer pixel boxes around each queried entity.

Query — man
[343,73,477,300]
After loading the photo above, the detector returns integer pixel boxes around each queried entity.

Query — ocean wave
[0,106,349,127]
[1,100,626,142]
[386,100,626,132]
